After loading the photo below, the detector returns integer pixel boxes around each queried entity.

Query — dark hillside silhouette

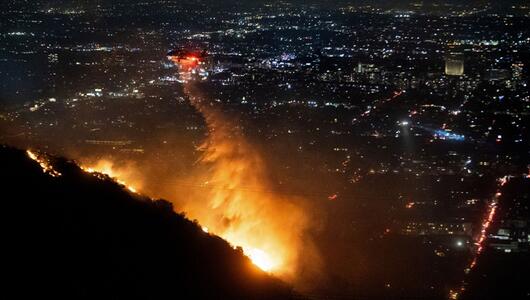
[1,145,292,300]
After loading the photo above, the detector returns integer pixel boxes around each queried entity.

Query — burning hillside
[78,80,321,287]
[2,145,293,299]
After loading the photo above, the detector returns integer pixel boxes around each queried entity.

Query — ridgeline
[1,145,292,300]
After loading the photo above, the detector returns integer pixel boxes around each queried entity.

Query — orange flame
[77,75,320,286]
[26,150,62,177]
[80,160,141,194]
[176,82,317,279]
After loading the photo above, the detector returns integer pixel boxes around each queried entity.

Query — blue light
[435,130,465,141]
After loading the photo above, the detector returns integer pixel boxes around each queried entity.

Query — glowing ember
[26,150,62,177]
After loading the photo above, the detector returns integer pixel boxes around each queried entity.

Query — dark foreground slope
[1,145,291,300]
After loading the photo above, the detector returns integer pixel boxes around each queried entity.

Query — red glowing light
[452,175,509,299]
[469,259,477,269]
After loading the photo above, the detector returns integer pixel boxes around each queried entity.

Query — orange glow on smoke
[176,82,316,278]
[246,248,275,272]
[182,116,300,273]
[80,160,140,194]
[77,126,306,274]
[77,66,319,282]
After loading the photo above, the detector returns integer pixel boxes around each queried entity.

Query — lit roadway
[450,175,513,300]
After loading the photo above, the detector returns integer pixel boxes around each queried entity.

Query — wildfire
[176,82,315,279]
[71,64,317,282]
[80,160,139,194]
[78,149,304,275]
[183,129,303,274]
[26,150,62,177]
[246,248,275,272]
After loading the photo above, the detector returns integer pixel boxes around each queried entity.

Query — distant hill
[1,145,292,300]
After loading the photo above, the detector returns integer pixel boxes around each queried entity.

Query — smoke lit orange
[78,65,319,284]
[177,82,315,278]
[80,160,141,194]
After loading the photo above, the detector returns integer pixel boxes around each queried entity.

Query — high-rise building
[445,53,464,76]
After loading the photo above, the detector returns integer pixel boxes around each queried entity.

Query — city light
[3,2,529,299]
